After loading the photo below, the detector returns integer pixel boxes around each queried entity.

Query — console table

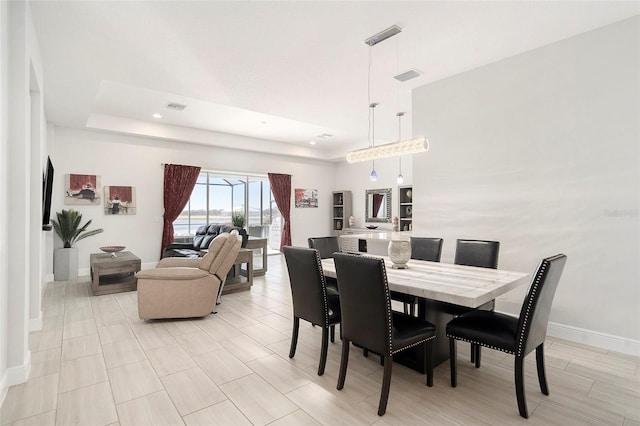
[90,252,141,296]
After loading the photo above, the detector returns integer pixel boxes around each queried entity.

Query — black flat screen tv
[42,156,54,231]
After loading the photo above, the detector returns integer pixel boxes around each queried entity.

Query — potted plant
[232,211,246,228]
[52,209,103,281]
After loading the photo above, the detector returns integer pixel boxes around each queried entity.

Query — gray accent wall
[411,17,639,343]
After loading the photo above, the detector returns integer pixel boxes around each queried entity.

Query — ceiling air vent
[165,102,187,111]
[394,69,422,82]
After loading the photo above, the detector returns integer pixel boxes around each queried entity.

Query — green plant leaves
[51,209,103,248]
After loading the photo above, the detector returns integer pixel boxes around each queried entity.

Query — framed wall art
[104,186,137,215]
[295,188,318,208]
[65,174,101,205]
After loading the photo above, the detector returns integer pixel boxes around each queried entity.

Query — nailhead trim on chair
[445,334,516,355]
[314,250,331,326]
[515,259,547,357]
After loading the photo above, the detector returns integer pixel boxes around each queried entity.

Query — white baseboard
[29,311,43,332]
[547,321,640,357]
[3,350,31,391]
[0,371,7,412]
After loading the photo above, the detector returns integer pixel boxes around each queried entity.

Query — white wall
[51,127,337,272]
[412,17,639,351]
[1,0,48,402]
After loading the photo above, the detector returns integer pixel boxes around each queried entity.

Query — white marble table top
[321,256,531,308]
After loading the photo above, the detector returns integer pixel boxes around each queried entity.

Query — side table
[90,251,141,296]
[225,248,253,294]
[243,237,268,276]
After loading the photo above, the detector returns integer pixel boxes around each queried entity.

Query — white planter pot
[54,247,79,281]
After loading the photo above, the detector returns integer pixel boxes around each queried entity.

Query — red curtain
[372,193,384,217]
[268,173,291,251]
[161,164,201,258]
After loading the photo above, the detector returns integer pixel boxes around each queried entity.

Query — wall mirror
[365,188,392,223]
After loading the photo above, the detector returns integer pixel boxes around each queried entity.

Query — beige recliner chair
[137,230,242,319]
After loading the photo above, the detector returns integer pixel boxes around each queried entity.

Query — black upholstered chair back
[410,237,444,262]
[333,253,391,356]
[283,246,329,327]
[308,237,340,259]
[454,239,500,269]
[517,254,567,356]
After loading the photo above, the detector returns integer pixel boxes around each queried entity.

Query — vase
[54,247,79,281]
[388,240,411,269]
[348,216,355,228]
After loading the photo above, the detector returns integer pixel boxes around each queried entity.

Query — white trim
[29,311,42,332]
[547,321,640,357]
[3,350,31,390]
[0,370,7,410]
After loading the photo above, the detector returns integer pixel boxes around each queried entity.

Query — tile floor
[2,255,639,425]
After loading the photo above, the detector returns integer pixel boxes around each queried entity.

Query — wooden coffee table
[90,251,141,296]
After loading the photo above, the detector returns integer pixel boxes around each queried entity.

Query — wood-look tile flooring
[2,255,639,425]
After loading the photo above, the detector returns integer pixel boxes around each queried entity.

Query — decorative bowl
[366,225,378,230]
[100,246,125,257]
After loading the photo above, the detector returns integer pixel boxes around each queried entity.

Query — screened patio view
[173,172,282,255]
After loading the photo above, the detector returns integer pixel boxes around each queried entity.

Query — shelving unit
[398,185,413,232]
[332,190,352,234]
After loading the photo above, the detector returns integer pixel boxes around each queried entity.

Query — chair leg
[330,325,335,343]
[449,337,457,387]
[378,355,393,416]
[363,348,369,357]
[425,339,433,387]
[403,303,409,315]
[515,356,528,418]
[289,317,299,358]
[470,343,475,363]
[337,339,350,390]
[318,326,329,376]
[536,344,549,395]
[475,345,481,368]
[409,299,416,317]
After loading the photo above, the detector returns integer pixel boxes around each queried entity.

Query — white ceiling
[29,1,639,161]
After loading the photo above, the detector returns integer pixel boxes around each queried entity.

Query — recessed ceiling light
[317,133,333,139]
[309,141,316,145]
[261,121,267,125]
[152,113,162,119]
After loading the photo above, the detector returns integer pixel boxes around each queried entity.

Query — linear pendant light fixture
[347,25,429,165]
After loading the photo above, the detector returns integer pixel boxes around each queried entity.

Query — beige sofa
[137,230,242,319]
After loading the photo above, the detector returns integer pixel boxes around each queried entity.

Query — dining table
[321,255,531,370]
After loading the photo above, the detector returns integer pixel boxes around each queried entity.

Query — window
[175,171,280,247]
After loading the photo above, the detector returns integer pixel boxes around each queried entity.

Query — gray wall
[411,17,639,345]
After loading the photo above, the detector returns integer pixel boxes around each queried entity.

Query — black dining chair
[454,239,500,365]
[333,252,436,416]
[283,246,341,376]
[446,254,567,418]
[454,239,500,269]
[391,237,444,316]
[308,236,341,293]
[307,236,340,259]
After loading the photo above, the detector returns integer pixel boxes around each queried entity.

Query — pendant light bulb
[397,173,404,184]
[370,168,378,182]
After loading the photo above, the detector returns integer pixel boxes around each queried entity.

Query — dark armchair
[163,224,248,258]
